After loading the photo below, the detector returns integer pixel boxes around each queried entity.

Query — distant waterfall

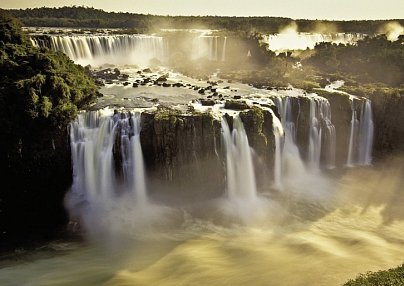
[221,37,227,61]
[192,36,227,61]
[221,116,257,200]
[31,34,167,66]
[264,33,366,54]
[69,110,147,207]
[347,99,374,166]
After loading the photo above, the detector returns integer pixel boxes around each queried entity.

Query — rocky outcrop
[139,107,223,198]
[366,91,404,157]
[132,106,276,197]
[317,90,353,166]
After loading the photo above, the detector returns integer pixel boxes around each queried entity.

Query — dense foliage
[0,10,98,248]
[344,264,404,286]
[8,6,404,34]
[305,35,404,86]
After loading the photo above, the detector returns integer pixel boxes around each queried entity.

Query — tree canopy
[0,9,98,245]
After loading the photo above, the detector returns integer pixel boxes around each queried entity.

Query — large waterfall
[31,35,167,66]
[221,116,257,200]
[347,99,374,166]
[68,109,147,213]
[271,93,337,188]
[192,36,227,61]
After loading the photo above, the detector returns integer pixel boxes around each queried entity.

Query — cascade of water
[308,97,336,170]
[214,36,218,61]
[221,116,257,200]
[358,100,374,165]
[36,35,166,66]
[346,100,360,166]
[192,36,227,61]
[69,110,147,205]
[272,96,311,192]
[346,99,374,166]
[271,110,284,189]
[308,99,322,170]
[264,32,365,54]
[221,37,227,61]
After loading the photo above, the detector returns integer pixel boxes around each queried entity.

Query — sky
[1,0,404,20]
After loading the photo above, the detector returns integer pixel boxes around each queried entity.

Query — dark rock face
[367,93,404,157]
[240,107,275,187]
[0,129,72,249]
[224,100,250,110]
[319,92,353,166]
[135,107,276,199]
[139,109,223,199]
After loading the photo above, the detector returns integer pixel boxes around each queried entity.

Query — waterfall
[221,116,257,200]
[307,97,336,170]
[308,99,322,170]
[271,110,284,189]
[347,99,374,166]
[272,93,336,183]
[33,34,167,66]
[358,100,374,165]
[264,32,366,54]
[214,36,218,61]
[221,37,227,61]
[69,109,147,206]
[192,36,226,61]
[273,96,306,189]
[347,101,360,167]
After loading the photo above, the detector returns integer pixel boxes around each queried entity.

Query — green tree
[0,9,98,247]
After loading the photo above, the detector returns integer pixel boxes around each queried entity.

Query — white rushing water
[221,115,257,200]
[347,99,374,166]
[308,96,336,170]
[271,92,336,190]
[31,35,167,66]
[68,109,147,212]
[263,33,365,54]
[192,36,227,61]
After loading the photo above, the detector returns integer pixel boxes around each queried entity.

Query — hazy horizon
[1,0,404,20]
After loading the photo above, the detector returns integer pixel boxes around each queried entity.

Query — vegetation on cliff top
[7,6,404,34]
[305,35,404,87]
[0,9,98,247]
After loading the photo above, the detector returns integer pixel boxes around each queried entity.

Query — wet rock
[200,99,216,106]
[143,68,152,73]
[157,76,168,82]
[224,100,250,110]
[233,95,242,99]
[132,83,138,88]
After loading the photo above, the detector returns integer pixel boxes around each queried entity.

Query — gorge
[1,10,404,286]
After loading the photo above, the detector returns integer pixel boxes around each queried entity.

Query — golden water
[1,158,403,286]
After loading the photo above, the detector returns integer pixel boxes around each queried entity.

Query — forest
[9,6,404,34]
[0,9,98,246]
